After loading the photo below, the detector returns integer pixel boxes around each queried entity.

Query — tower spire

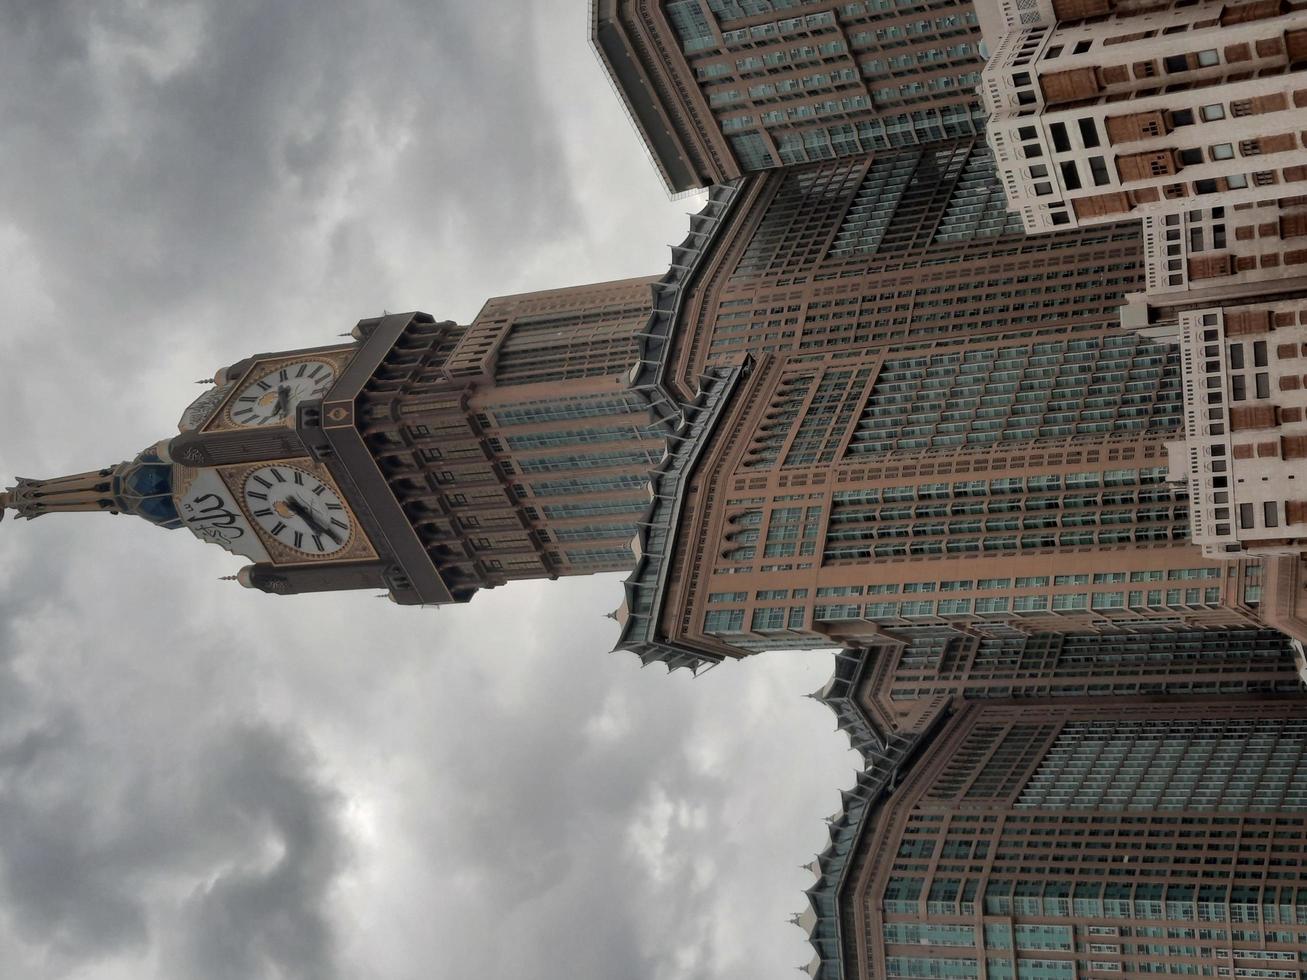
[0,467,124,521]
[2,447,182,531]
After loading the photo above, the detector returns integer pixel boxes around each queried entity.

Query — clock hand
[273,386,292,418]
[285,496,342,544]
[287,498,340,543]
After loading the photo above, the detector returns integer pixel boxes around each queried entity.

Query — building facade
[978,0,1307,615]
[801,634,1307,979]
[980,0,1307,233]
[611,144,1307,670]
[592,0,990,192]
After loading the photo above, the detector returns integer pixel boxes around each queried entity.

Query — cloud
[0,572,348,976]
[164,726,348,980]
[0,2,858,979]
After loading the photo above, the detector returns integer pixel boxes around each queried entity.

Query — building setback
[585,6,1307,976]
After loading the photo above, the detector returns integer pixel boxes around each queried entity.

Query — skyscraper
[585,12,1307,969]
[11,1,1307,649]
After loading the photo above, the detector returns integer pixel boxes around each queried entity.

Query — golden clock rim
[240,462,355,556]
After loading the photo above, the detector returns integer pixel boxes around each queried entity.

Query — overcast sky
[0,3,858,978]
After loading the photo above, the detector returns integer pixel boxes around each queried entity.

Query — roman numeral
[256,379,272,391]
[325,502,343,511]
[293,471,304,486]
[253,508,273,517]
[311,484,327,497]
[270,469,286,483]
[293,531,304,549]
[238,396,257,403]
[331,517,349,530]
[312,534,324,552]
[248,490,268,501]
[234,408,255,420]
[308,365,325,379]
[253,476,272,489]
[270,521,287,536]
[278,368,289,382]
[296,364,308,377]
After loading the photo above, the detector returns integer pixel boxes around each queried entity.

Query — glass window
[1059,160,1082,190]
[1052,593,1088,611]
[704,609,745,634]
[1050,121,1071,152]
[1088,156,1110,186]
[1077,117,1100,148]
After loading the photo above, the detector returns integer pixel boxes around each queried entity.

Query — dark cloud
[0,574,348,975]
[166,726,347,980]
[0,0,585,349]
[0,705,150,957]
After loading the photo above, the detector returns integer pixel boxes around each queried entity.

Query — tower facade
[802,635,1307,980]
[2,278,682,605]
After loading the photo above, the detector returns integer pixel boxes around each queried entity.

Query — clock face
[228,360,336,427]
[241,464,353,556]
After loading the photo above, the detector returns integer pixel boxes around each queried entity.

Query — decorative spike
[194,379,213,385]
[219,575,238,582]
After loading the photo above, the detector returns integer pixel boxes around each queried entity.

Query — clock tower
[2,276,683,606]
